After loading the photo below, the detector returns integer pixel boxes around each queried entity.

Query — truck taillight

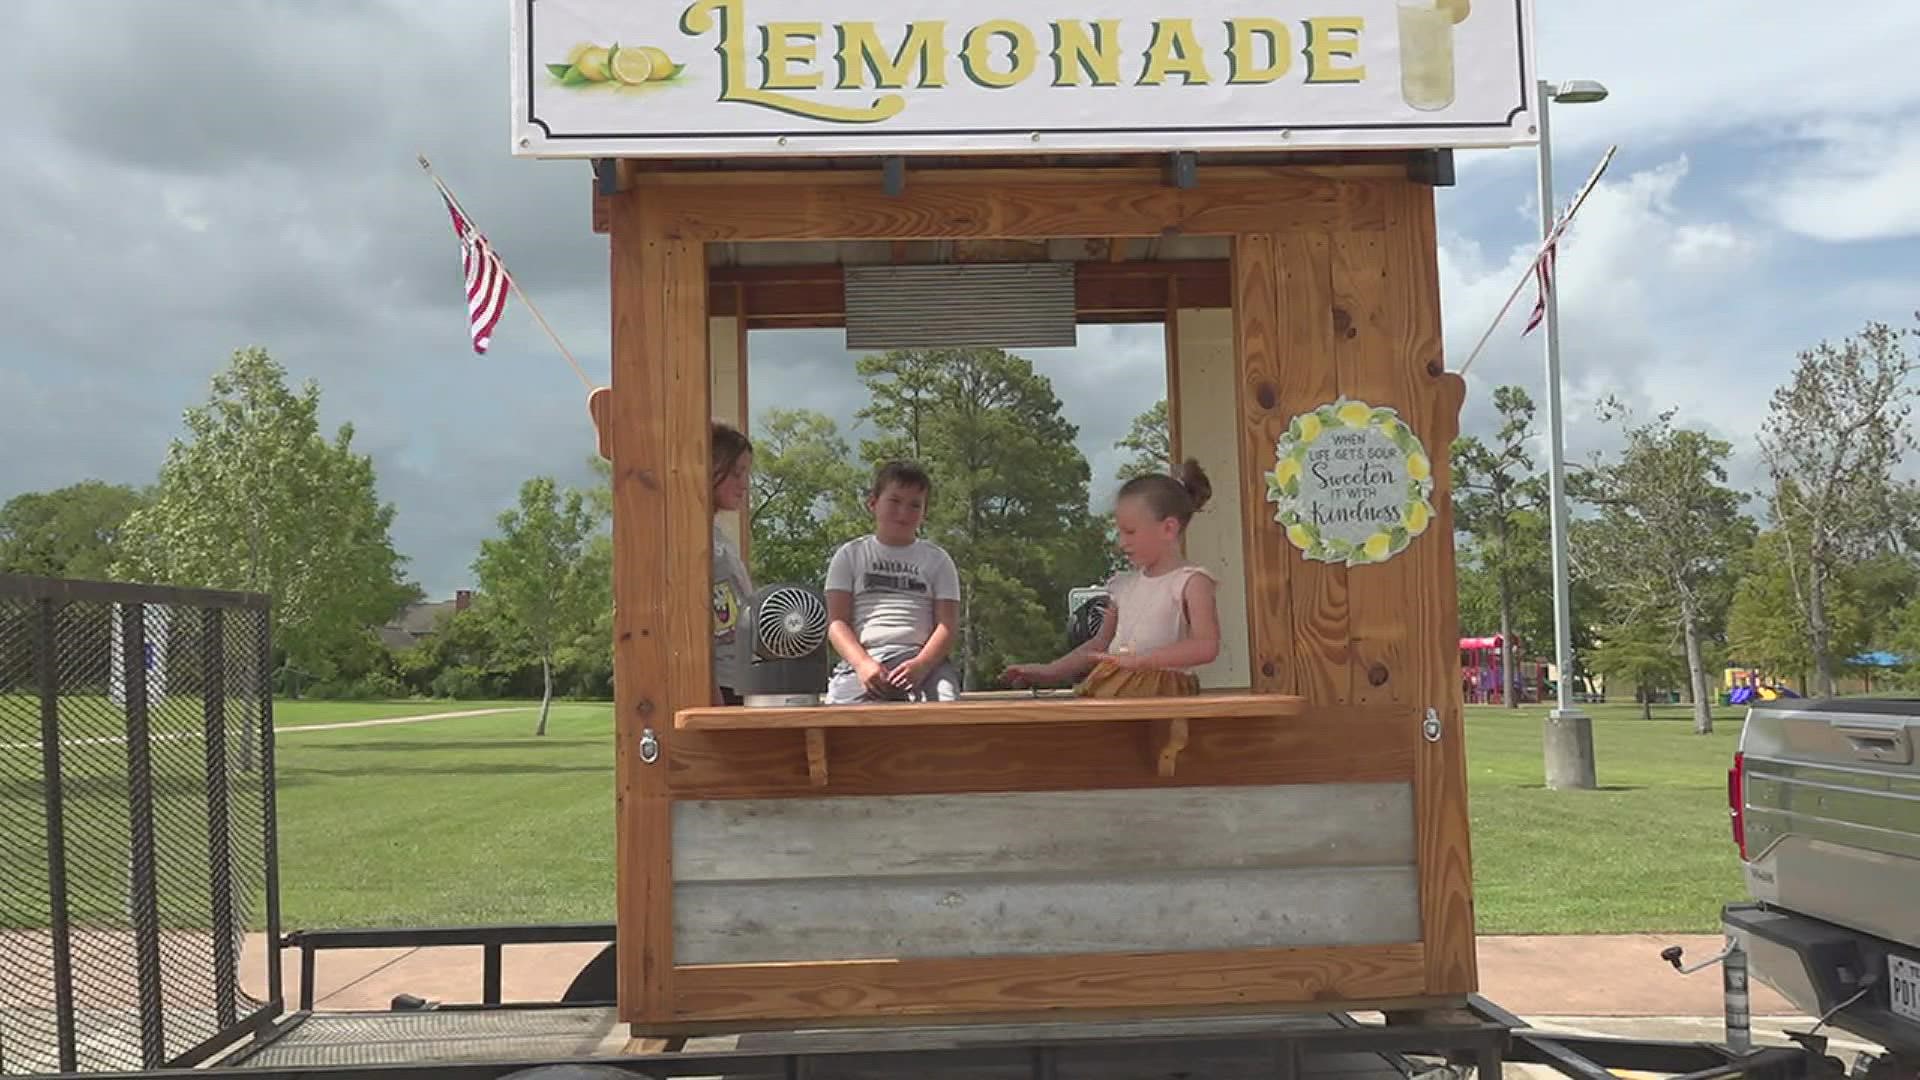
[1728,752,1747,860]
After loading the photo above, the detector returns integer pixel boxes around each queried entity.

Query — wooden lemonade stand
[513,0,1537,1038]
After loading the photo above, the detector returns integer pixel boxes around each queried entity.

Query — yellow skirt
[1074,659,1200,698]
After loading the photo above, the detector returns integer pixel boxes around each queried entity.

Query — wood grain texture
[1150,717,1188,777]
[1277,231,1350,706]
[675,866,1420,964]
[651,175,1389,243]
[667,705,1417,800]
[1330,228,1409,707]
[673,784,1418,882]
[677,693,1304,731]
[609,192,675,1024]
[673,943,1428,1023]
[805,727,828,787]
[1232,234,1294,696]
[1391,183,1478,996]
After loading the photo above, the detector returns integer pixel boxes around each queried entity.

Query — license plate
[1892,955,1920,1025]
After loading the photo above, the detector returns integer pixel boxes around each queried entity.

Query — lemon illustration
[576,46,612,82]
[1440,0,1471,23]
[1273,457,1301,488]
[635,45,676,80]
[1362,533,1392,562]
[609,45,654,85]
[1406,452,1431,482]
[1405,501,1432,535]
[1286,524,1314,550]
[1336,401,1372,428]
[566,42,597,65]
[1298,414,1323,443]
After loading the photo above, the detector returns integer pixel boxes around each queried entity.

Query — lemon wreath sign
[1266,398,1436,567]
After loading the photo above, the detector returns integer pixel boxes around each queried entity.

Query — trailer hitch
[1661,940,1753,1055]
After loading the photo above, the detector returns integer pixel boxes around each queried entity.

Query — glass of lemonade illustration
[1397,0,1456,111]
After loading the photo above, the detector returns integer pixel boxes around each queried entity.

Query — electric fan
[1066,589,1109,650]
[731,583,834,707]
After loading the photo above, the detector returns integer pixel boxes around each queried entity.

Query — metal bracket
[1166,151,1197,190]
[638,727,660,764]
[1407,149,1456,188]
[1422,708,1442,742]
[882,156,906,197]
[592,158,623,197]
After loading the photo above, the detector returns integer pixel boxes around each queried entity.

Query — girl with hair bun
[1002,458,1221,698]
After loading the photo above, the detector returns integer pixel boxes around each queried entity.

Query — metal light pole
[1537,78,1607,791]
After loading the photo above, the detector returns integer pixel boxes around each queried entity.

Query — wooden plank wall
[672,785,1418,964]
[1232,181,1475,994]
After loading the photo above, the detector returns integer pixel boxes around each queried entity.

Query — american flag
[1522,241,1556,336]
[441,191,511,353]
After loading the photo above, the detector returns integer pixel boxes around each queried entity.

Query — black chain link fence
[0,574,281,1075]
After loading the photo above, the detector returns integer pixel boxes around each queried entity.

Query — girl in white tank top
[1002,461,1222,697]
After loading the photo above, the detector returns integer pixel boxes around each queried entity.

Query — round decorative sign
[1265,398,1435,567]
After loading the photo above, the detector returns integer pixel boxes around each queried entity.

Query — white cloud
[1748,119,1920,242]
[1438,156,1775,472]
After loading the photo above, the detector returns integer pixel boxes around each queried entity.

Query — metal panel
[675,866,1421,964]
[674,784,1415,882]
[845,263,1077,349]
[0,574,279,1076]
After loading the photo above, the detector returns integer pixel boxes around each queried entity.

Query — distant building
[378,590,471,651]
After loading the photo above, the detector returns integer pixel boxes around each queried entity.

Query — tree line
[1456,315,1920,733]
[5,316,1918,736]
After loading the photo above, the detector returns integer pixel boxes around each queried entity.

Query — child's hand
[1001,663,1047,687]
[855,658,895,696]
[886,656,929,690]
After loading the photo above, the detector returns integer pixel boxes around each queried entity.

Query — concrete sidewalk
[244,933,1794,1018]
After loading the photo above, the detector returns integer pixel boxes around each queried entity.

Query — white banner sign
[511,0,1537,158]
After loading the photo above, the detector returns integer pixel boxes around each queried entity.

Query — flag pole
[1456,145,1617,377]
[418,155,601,394]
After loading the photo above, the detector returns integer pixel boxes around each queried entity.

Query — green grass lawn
[5,695,1754,935]
[1464,701,1747,935]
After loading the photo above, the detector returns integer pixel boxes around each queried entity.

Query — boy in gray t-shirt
[825,462,962,703]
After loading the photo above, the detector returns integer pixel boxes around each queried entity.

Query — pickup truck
[1725,697,1920,1073]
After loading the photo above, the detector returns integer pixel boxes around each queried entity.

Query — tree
[1116,400,1172,481]
[1573,404,1753,733]
[855,348,1112,684]
[748,409,865,587]
[1758,319,1919,696]
[1590,617,1688,720]
[117,347,416,685]
[1451,386,1548,709]
[472,476,601,736]
[0,481,147,578]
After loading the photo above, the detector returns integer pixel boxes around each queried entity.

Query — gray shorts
[826,645,961,704]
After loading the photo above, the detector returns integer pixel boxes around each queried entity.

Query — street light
[1537,77,1608,791]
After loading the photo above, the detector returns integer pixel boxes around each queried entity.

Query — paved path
[0,706,531,752]
[276,706,531,734]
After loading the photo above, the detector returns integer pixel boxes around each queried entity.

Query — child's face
[1113,495,1180,568]
[714,450,751,513]
[869,481,928,543]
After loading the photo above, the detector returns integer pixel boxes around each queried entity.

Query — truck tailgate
[1740,699,1920,950]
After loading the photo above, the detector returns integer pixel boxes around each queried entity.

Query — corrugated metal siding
[844,263,1078,349]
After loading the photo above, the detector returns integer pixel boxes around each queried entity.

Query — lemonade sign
[1266,398,1435,567]
[510,0,1536,157]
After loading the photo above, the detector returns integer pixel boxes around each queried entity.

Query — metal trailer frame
[0,572,1852,1079]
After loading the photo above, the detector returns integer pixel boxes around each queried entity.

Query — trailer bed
[222,1007,1443,1078]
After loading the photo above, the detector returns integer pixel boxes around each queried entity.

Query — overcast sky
[3,2,1918,598]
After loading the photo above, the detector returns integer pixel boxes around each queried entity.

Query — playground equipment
[1724,666,1802,706]
[1459,635,1548,705]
